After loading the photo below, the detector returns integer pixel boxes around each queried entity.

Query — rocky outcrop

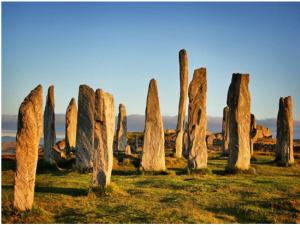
[250,114,258,156]
[175,49,189,158]
[187,68,207,169]
[276,96,294,163]
[206,134,216,146]
[116,104,127,150]
[76,85,95,170]
[93,89,115,187]
[44,86,56,164]
[256,125,271,139]
[65,98,77,154]
[14,85,43,211]
[227,73,251,170]
[222,106,230,155]
[140,79,165,171]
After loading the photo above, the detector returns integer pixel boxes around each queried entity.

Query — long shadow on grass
[206,202,270,223]
[2,185,13,190]
[112,170,137,176]
[35,186,87,196]
[54,208,89,223]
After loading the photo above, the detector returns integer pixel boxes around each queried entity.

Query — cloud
[2,114,300,139]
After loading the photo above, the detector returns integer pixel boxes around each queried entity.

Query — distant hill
[294,139,300,145]
[1,136,63,144]
[2,136,16,143]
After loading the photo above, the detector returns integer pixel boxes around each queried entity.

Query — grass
[2,148,300,223]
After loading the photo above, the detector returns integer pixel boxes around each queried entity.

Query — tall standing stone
[222,106,230,155]
[175,49,189,158]
[135,134,138,153]
[116,104,127,150]
[187,68,207,169]
[65,98,78,154]
[250,114,258,156]
[227,73,251,170]
[93,89,115,187]
[14,85,43,210]
[140,79,165,171]
[44,85,56,164]
[76,85,95,170]
[276,96,294,163]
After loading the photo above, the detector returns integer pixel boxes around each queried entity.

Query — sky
[2,2,300,138]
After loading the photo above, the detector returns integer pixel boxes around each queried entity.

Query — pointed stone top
[24,84,43,102]
[119,103,125,109]
[69,97,76,105]
[179,49,187,55]
[46,85,55,105]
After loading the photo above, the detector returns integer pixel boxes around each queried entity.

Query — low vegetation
[2,142,300,223]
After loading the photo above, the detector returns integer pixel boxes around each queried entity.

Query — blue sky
[2,2,300,136]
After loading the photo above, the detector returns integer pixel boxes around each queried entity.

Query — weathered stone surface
[216,133,222,140]
[14,85,43,211]
[206,134,216,146]
[187,68,207,169]
[93,89,115,187]
[140,79,165,171]
[116,104,127,150]
[44,86,56,164]
[175,49,189,158]
[135,135,138,153]
[53,140,66,162]
[250,114,258,156]
[206,130,212,136]
[276,96,294,163]
[65,98,77,154]
[125,145,131,155]
[256,125,271,138]
[76,85,95,170]
[182,131,189,158]
[222,106,230,155]
[227,73,251,170]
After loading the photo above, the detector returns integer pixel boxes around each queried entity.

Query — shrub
[250,155,259,161]
[87,182,126,197]
[186,167,212,175]
[138,169,170,176]
[225,166,256,175]
[276,160,298,167]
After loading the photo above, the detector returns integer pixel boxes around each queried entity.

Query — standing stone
[175,49,189,158]
[44,86,56,164]
[227,73,251,170]
[182,122,189,158]
[276,96,294,163]
[14,85,43,211]
[93,89,115,187]
[135,135,138,153]
[116,104,127,150]
[250,114,258,156]
[140,79,165,171]
[125,145,131,155]
[76,85,95,170]
[222,106,230,155]
[65,98,77,154]
[187,68,207,169]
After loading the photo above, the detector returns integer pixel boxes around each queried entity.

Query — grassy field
[2,148,300,224]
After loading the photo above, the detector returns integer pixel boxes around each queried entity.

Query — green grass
[2,150,300,223]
